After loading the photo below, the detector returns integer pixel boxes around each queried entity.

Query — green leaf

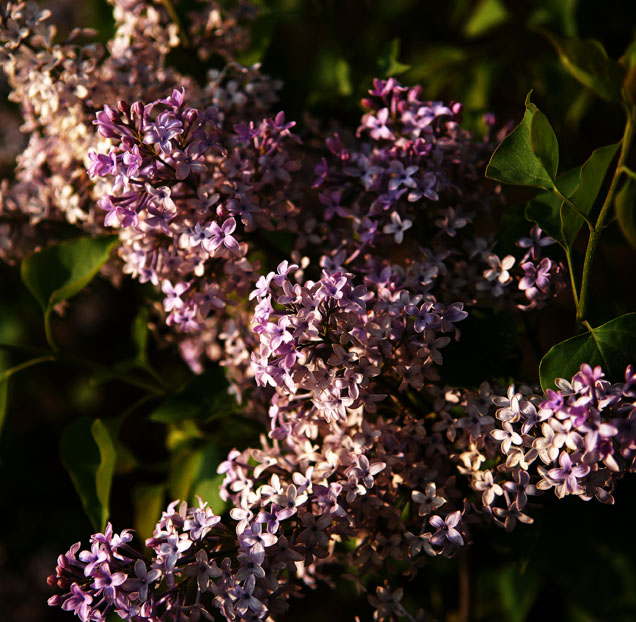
[129,307,164,382]
[169,440,225,510]
[60,417,118,530]
[378,38,411,78]
[114,441,137,474]
[21,236,118,347]
[166,420,203,454]
[539,313,636,391]
[334,58,353,96]
[526,142,620,249]
[133,483,165,542]
[463,0,509,39]
[542,31,625,102]
[528,0,578,37]
[236,8,274,66]
[193,443,227,515]
[560,141,620,246]
[568,141,620,214]
[132,307,150,366]
[194,473,227,516]
[616,176,636,249]
[486,93,558,190]
[622,36,636,71]
[92,418,117,524]
[149,367,229,423]
[529,106,559,182]
[623,36,636,106]
[21,235,118,312]
[169,446,203,502]
[526,167,580,247]
[497,563,540,622]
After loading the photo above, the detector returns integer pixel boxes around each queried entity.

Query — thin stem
[564,248,580,308]
[0,355,55,382]
[119,393,159,422]
[141,362,167,387]
[618,165,636,180]
[63,351,166,395]
[0,342,166,395]
[577,106,636,324]
[0,342,47,355]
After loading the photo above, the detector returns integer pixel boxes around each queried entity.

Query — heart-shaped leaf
[169,445,202,503]
[92,419,117,525]
[133,483,165,542]
[572,142,621,215]
[530,105,559,182]
[193,443,227,515]
[378,38,411,77]
[463,0,510,39]
[539,313,636,391]
[194,472,227,516]
[526,142,620,250]
[486,93,559,190]
[168,440,225,511]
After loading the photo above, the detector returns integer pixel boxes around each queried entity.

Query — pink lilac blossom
[0,3,608,621]
[47,364,636,621]
[0,0,565,382]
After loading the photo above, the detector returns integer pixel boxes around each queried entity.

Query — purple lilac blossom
[49,357,636,621]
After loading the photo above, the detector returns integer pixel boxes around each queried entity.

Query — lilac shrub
[0,1,634,621]
[47,364,636,621]
[0,0,565,377]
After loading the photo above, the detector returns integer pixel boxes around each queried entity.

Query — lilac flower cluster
[86,85,302,373]
[0,0,281,265]
[482,364,636,509]
[0,0,186,257]
[0,0,567,380]
[312,79,490,272]
[312,79,566,311]
[476,225,567,310]
[87,77,563,391]
[249,259,468,432]
[48,363,636,621]
[48,500,302,622]
[3,3,615,620]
